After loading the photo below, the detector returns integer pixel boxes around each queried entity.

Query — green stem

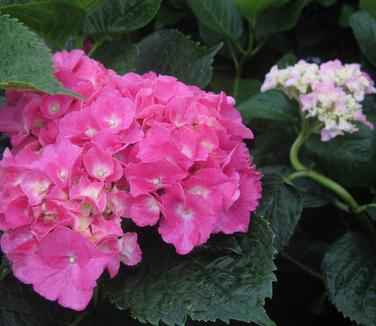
[75,36,84,50]
[87,37,108,57]
[331,198,350,213]
[280,251,322,280]
[359,203,376,212]
[288,114,376,246]
[69,311,89,326]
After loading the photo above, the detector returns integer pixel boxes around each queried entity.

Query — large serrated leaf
[0,0,87,49]
[0,14,76,96]
[0,276,76,325]
[83,0,161,35]
[257,173,303,251]
[234,0,289,25]
[350,10,376,68]
[107,215,276,326]
[255,0,310,41]
[69,0,106,13]
[93,39,138,75]
[322,232,376,326]
[134,30,222,88]
[305,115,376,188]
[237,90,298,124]
[210,76,261,104]
[187,0,243,42]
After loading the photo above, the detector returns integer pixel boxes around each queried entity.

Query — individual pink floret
[119,232,142,266]
[12,227,110,311]
[159,184,217,255]
[124,160,187,197]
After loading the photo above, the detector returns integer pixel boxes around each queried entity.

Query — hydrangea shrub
[0,1,376,326]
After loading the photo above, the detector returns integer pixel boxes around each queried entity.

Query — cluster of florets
[0,50,261,310]
[261,59,375,141]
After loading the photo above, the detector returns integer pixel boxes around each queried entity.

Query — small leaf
[0,0,87,49]
[187,0,243,42]
[322,232,376,325]
[234,0,289,25]
[350,10,376,68]
[276,52,297,68]
[93,39,138,74]
[0,276,76,325]
[0,14,76,96]
[135,30,222,88]
[108,215,276,326]
[237,90,298,124]
[255,0,310,41]
[257,173,303,251]
[83,0,161,35]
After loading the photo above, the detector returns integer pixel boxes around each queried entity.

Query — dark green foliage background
[1,0,376,326]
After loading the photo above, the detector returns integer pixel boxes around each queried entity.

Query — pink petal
[124,160,187,197]
[83,143,114,181]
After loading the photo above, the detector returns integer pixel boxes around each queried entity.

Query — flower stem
[280,251,322,280]
[75,36,84,50]
[288,113,376,246]
[87,37,108,57]
[69,311,89,326]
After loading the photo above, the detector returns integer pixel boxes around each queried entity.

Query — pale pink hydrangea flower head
[0,50,261,310]
[261,59,375,141]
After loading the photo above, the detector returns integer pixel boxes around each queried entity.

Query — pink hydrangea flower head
[261,59,375,141]
[0,50,261,310]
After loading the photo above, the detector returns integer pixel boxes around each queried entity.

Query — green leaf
[0,256,11,281]
[83,0,161,35]
[237,90,298,124]
[255,0,309,40]
[293,179,330,209]
[0,14,76,96]
[93,39,138,74]
[187,0,243,42]
[135,30,222,88]
[0,276,75,325]
[210,75,261,104]
[68,0,106,13]
[276,52,297,68]
[360,0,376,19]
[0,0,87,49]
[257,173,303,251]
[154,2,184,30]
[366,207,376,221]
[0,0,31,5]
[322,232,376,325]
[234,0,289,25]
[338,4,356,28]
[108,215,276,326]
[305,116,376,188]
[316,0,336,7]
[251,128,291,165]
[350,10,376,68]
